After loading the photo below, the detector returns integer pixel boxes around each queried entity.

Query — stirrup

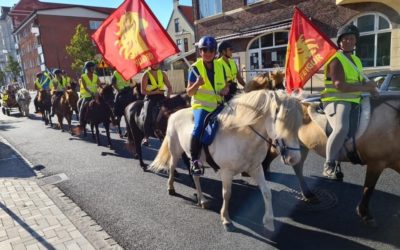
[191,160,204,176]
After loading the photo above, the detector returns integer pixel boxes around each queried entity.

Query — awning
[336,0,400,14]
[216,21,291,41]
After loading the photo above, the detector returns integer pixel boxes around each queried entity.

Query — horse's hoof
[223,223,236,232]
[141,164,148,172]
[200,200,211,209]
[168,189,176,196]
[356,206,375,225]
[303,193,320,204]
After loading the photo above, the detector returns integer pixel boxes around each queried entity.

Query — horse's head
[267,91,303,166]
[154,93,190,138]
[99,84,115,108]
[245,71,285,92]
[65,89,79,109]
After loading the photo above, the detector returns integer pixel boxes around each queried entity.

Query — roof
[178,5,194,26]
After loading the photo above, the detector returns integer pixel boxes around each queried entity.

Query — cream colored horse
[150,90,303,231]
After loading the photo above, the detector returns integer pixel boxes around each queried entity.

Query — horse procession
[1,29,400,235]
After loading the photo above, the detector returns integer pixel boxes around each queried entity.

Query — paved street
[1,101,400,250]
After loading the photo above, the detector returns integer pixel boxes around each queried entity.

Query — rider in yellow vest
[321,24,379,179]
[34,71,53,113]
[111,69,135,117]
[187,36,229,176]
[79,61,101,127]
[51,68,68,116]
[140,63,172,146]
[217,41,245,102]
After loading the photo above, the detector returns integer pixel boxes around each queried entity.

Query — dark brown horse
[54,89,79,133]
[37,90,52,126]
[79,84,115,148]
[124,93,190,170]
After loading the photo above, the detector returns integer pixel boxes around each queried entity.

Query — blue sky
[0,0,193,27]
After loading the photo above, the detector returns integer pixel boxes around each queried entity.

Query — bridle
[249,99,301,164]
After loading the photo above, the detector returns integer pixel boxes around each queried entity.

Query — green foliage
[5,55,21,81]
[66,24,96,73]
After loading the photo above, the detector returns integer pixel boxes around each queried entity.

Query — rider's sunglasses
[200,48,216,53]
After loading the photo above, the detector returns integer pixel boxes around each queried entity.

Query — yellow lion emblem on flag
[293,34,319,72]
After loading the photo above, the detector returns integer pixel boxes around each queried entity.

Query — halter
[249,98,301,164]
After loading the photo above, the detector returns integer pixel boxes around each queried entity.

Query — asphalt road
[1,99,399,250]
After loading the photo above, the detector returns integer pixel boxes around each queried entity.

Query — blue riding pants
[192,108,210,139]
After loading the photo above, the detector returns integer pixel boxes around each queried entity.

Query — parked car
[367,70,400,92]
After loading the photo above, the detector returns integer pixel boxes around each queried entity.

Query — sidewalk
[0,136,119,250]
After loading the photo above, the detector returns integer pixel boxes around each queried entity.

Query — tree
[5,55,21,82]
[66,24,97,73]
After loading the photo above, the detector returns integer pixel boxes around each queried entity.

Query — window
[248,31,289,70]
[174,18,180,33]
[89,21,102,30]
[184,38,188,52]
[176,39,183,51]
[247,0,263,5]
[388,74,400,91]
[199,0,222,18]
[351,13,391,68]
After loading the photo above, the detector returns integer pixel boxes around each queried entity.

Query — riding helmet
[36,72,43,77]
[337,24,360,46]
[218,41,233,53]
[197,36,217,51]
[53,69,62,75]
[84,61,96,70]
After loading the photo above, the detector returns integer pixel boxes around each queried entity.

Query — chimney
[173,0,179,8]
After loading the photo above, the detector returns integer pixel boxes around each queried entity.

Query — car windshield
[388,74,400,91]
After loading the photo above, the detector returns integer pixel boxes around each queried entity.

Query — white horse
[150,90,303,232]
[16,88,31,116]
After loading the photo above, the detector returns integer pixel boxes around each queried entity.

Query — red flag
[92,0,179,80]
[285,7,337,93]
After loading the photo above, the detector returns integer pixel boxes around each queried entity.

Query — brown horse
[248,73,400,223]
[37,90,52,126]
[54,89,79,133]
[79,84,115,148]
[124,93,190,170]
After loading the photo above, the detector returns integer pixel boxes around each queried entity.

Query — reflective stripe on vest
[35,73,52,90]
[144,69,165,92]
[80,73,98,98]
[321,52,363,104]
[217,58,237,82]
[191,59,225,112]
[114,71,129,91]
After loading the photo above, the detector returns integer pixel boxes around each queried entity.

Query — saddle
[199,105,225,172]
[303,96,371,164]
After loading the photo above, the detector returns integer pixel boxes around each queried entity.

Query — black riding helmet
[36,72,43,78]
[53,69,62,75]
[337,24,360,46]
[83,61,96,71]
[218,41,233,53]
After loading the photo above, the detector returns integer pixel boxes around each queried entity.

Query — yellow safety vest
[217,58,237,82]
[144,69,165,92]
[80,73,98,98]
[63,76,70,88]
[2,93,8,102]
[34,72,53,91]
[191,59,225,112]
[53,76,66,91]
[113,71,130,91]
[321,52,363,104]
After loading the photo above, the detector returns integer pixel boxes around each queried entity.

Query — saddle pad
[201,105,224,146]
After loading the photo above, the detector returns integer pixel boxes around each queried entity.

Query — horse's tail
[149,136,171,173]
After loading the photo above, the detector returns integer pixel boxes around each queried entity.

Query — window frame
[198,0,222,19]
[349,13,392,69]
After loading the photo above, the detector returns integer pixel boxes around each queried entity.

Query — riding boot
[323,161,343,180]
[190,136,203,176]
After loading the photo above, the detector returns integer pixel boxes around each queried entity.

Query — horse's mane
[219,90,303,136]
[219,89,272,130]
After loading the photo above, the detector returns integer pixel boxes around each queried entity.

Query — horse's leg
[168,155,179,195]
[291,148,316,201]
[57,114,63,132]
[48,109,53,126]
[95,123,100,146]
[104,122,112,148]
[356,162,385,222]
[90,123,95,140]
[220,170,235,231]
[248,166,275,232]
[192,175,207,208]
[117,116,123,138]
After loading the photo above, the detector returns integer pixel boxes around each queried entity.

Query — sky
[0,0,192,27]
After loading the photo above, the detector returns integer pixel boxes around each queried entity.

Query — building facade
[0,7,18,86]
[192,0,400,85]
[9,0,114,90]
